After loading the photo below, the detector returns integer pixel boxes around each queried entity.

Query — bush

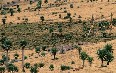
[98,21,110,30]
[24,56,28,60]
[49,64,54,71]
[30,66,38,73]
[34,63,39,69]
[41,52,46,57]
[14,53,19,59]
[64,33,73,40]
[61,65,71,71]
[0,59,4,65]
[24,62,30,69]
[112,18,116,25]
[8,63,18,72]
[70,4,73,8]
[71,61,75,64]
[38,63,44,68]
[35,47,41,54]
[42,46,47,51]
[0,66,5,73]
[2,55,10,61]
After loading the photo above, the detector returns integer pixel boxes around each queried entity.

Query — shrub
[71,61,75,64]
[42,46,47,51]
[61,65,71,71]
[8,63,18,72]
[49,64,54,71]
[24,62,30,69]
[14,53,19,59]
[30,66,38,73]
[0,59,4,65]
[0,66,5,73]
[38,63,44,68]
[2,55,10,62]
[87,56,93,66]
[41,52,46,57]
[35,47,41,54]
[34,63,39,69]
[112,18,116,25]
[24,56,28,60]
[70,4,73,8]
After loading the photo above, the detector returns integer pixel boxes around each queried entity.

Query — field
[0,0,116,73]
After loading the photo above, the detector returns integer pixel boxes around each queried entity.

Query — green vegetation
[24,62,30,69]
[74,45,82,57]
[30,66,38,73]
[14,53,19,59]
[80,51,88,67]
[49,64,54,71]
[0,0,115,72]
[38,62,44,68]
[61,65,71,71]
[97,44,114,66]
[20,40,27,72]
[51,48,58,60]
[87,56,93,67]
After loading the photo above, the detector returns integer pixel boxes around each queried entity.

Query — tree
[36,0,42,9]
[44,0,48,3]
[105,51,114,65]
[87,56,93,67]
[104,44,113,53]
[9,8,14,16]
[40,16,44,24]
[51,48,58,60]
[20,40,27,72]
[30,0,33,5]
[80,51,88,67]
[58,27,62,33]
[2,16,6,25]
[1,39,12,69]
[97,49,107,67]
[67,13,71,18]
[35,47,41,56]
[49,26,54,33]
[17,7,21,13]
[74,45,82,57]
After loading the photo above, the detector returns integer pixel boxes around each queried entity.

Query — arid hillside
[0,0,116,24]
[0,39,116,73]
[0,0,116,73]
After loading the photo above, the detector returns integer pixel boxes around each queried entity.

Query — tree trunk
[6,50,8,69]
[83,60,85,67]
[78,51,80,58]
[101,60,103,67]
[107,61,109,65]
[89,62,92,67]
[53,54,56,60]
[22,48,25,72]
